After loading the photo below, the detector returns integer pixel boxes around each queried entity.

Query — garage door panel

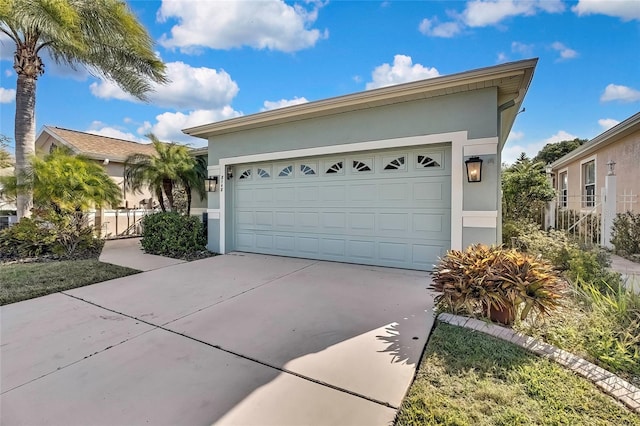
[297,211,320,228]
[379,242,408,262]
[297,236,320,254]
[233,146,451,270]
[349,213,375,232]
[275,211,295,227]
[321,238,346,256]
[348,240,376,260]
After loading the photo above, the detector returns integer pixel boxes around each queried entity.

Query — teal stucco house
[184,59,537,270]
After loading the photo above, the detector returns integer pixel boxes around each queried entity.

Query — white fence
[86,209,157,239]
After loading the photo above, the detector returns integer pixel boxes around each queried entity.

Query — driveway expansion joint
[61,289,399,411]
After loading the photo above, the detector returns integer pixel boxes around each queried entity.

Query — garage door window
[352,159,373,172]
[257,168,271,178]
[325,161,344,174]
[278,165,294,177]
[383,155,406,171]
[300,164,317,176]
[239,169,252,180]
[417,154,441,168]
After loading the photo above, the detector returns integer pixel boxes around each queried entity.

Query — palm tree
[1,146,122,213]
[0,0,167,219]
[124,134,202,213]
[178,155,207,216]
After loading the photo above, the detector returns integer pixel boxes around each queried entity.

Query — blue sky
[1,0,639,164]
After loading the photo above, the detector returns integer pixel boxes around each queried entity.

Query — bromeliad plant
[429,244,566,325]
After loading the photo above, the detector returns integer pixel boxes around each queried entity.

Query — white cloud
[418,18,463,38]
[139,107,243,145]
[86,126,148,143]
[573,0,640,21]
[4,70,12,77]
[419,0,564,38]
[511,41,534,56]
[0,32,13,60]
[551,41,578,60]
[496,52,509,63]
[463,0,564,27]
[157,0,328,53]
[0,87,15,103]
[90,61,239,110]
[366,55,440,90]
[598,118,620,130]
[261,97,309,111]
[502,130,578,165]
[600,83,640,102]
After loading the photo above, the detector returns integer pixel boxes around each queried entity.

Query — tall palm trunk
[14,72,37,218]
[162,179,174,211]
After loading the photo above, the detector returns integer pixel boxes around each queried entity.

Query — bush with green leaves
[611,211,640,257]
[0,211,102,260]
[503,219,573,267]
[141,212,207,259]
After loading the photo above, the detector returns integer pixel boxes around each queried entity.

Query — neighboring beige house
[35,126,207,237]
[550,112,640,214]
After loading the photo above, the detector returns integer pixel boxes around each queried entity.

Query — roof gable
[37,127,157,162]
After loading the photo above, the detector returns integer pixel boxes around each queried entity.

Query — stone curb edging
[437,313,640,414]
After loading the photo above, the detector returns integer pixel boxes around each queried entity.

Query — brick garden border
[437,313,640,414]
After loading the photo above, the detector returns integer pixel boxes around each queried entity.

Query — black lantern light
[205,176,218,192]
[465,156,483,183]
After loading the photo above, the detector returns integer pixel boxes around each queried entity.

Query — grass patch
[395,323,640,425]
[0,259,140,305]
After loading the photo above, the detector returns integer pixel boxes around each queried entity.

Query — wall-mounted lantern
[465,156,483,183]
[205,176,218,192]
[226,166,233,180]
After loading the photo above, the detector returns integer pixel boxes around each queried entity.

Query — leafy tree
[533,138,587,165]
[1,0,167,219]
[502,153,555,223]
[2,146,121,214]
[0,134,12,169]
[124,135,205,214]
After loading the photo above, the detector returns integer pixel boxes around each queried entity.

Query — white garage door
[232,146,451,270]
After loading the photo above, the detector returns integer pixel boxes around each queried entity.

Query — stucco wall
[556,131,640,213]
[204,88,502,255]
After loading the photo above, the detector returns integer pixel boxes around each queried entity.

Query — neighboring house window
[582,161,595,207]
[49,143,58,154]
[559,172,568,208]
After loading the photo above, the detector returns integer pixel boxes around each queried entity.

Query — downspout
[496,93,521,245]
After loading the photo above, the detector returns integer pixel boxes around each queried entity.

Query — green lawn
[0,259,140,305]
[395,323,640,426]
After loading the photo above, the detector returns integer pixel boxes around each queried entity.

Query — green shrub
[141,212,207,259]
[565,247,622,294]
[0,212,103,260]
[0,217,56,259]
[430,244,565,325]
[611,211,640,256]
[503,219,573,268]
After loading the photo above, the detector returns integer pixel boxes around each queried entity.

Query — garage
[232,146,451,270]
[184,59,537,271]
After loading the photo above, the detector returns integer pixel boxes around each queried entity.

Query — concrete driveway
[1,253,435,425]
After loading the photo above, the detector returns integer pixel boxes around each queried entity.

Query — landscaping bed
[395,323,640,425]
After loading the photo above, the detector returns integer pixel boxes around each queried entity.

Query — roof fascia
[551,112,640,169]
[184,58,538,139]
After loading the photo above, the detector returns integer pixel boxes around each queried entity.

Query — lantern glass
[465,157,483,183]
[205,176,218,192]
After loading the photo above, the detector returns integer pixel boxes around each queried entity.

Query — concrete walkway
[610,254,640,293]
[99,237,186,271]
[1,253,435,425]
